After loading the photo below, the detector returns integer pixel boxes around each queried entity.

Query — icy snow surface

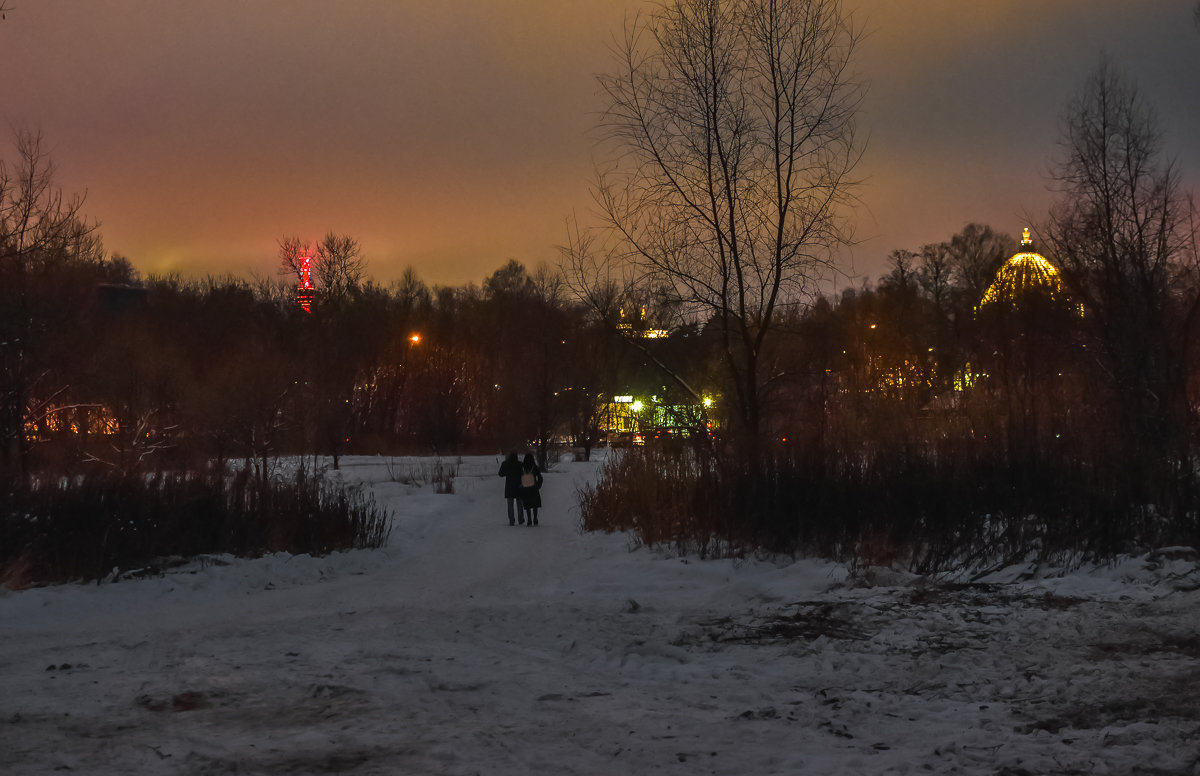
[2,454,1199,775]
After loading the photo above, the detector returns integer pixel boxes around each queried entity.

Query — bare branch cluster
[314,232,366,301]
[1,127,103,479]
[276,232,367,305]
[598,0,862,314]
[1044,58,1199,460]
[0,128,101,271]
[276,235,313,282]
[585,0,864,439]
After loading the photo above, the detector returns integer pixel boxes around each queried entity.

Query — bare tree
[315,232,366,303]
[562,218,709,416]
[391,266,432,311]
[917,242,954,313]
[590,0,864,443]
[944,223,1015,306]
[276,235,314,283]
[0,128,101,480]
[1044,58,1198,466]
[483,258,535,300]
[882,249,918,291]
[277,233,366,307]
[84,319,182,476]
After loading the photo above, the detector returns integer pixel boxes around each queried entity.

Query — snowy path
[2,454,1199,775]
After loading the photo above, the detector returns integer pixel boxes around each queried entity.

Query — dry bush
[579,441,1200,571]
[1,467,391,587]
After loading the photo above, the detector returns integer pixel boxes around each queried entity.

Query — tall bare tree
[0,128,102,480]
[276,235,314,283]
[1044,58,1199,467]
[944,223,1015,308]
[916,242,954,314]
[277,232,366,307]
[314,232,366,304]
[589,0,863,443]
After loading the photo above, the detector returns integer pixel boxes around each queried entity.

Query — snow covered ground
[2,453,1199,775]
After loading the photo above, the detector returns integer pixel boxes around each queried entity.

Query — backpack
[521,468,536,488]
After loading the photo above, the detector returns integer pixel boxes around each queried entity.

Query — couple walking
[499,451,543,526]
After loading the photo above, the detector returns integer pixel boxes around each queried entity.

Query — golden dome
[980,228,1064,307]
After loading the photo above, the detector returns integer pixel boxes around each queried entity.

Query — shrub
[385,456,459,493]
[0,467,391,587]
[578,442,1200,571]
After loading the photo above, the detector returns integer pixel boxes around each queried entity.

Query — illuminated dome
[980,228,1064,307]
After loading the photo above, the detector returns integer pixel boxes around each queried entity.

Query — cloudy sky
[1,1,1197,288]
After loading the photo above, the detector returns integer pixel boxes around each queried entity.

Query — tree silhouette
[590,0,864,446]
[0,128,102,481]
[1044,58,1198,476]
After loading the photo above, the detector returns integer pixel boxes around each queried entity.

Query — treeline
[7,193,1195,573]
[3,251,664,480]
[574,37,1200,569]
[583,220,1200,566]
[0,130,712,481]
[3,137,1198,572]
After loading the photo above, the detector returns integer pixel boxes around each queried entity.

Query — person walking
[498,451,524,525]
[520,452,543,526]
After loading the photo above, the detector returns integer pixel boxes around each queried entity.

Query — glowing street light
[409,333,421,345]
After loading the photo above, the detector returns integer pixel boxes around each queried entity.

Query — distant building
[979,228,1076,311]
[615,306,668,339]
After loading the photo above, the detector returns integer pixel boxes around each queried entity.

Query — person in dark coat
[498,451,524,525]
[520,452,544,526]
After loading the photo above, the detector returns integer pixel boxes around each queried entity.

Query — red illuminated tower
[295,254,314,313]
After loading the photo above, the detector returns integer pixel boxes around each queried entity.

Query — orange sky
[1,1,1197,288]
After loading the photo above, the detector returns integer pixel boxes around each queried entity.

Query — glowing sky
[1,1,1197,287]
